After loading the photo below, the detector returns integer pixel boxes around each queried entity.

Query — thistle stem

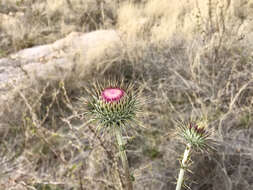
[115,127,133,190]
[176,144,192,190]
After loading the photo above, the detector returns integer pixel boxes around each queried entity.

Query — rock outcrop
[0,30,121,101]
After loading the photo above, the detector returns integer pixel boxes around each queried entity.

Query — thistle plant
[175,119,214,190]
[83,81,142,190]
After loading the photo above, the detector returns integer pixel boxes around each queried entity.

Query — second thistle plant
[175,119,215,190]
[83,81,143,190]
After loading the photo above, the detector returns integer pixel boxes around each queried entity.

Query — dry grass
[0,0,120,56]
[1,0,253,190]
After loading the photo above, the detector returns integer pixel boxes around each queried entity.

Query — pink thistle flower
[101,88,125,102]
[83,81,142,129]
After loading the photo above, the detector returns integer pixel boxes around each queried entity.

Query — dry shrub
[117,0,253,43]
[117,1,253,189]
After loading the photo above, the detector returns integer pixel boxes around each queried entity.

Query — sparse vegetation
[0,0,253,190]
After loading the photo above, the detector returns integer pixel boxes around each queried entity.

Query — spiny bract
[177,119,214,152]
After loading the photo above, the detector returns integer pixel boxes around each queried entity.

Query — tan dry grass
[117,0,253,43]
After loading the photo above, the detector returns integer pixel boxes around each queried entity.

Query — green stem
[176,144,192,190]
[115,126,133,190]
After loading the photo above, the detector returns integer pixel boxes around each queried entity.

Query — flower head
[101,88,125,102]
[176,119,214,152]
[83,81,142,131]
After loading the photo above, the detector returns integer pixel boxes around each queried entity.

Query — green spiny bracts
[176,119,214,152]
[83,80,142,131]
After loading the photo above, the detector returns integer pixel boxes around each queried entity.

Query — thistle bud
[176,119,213,152]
